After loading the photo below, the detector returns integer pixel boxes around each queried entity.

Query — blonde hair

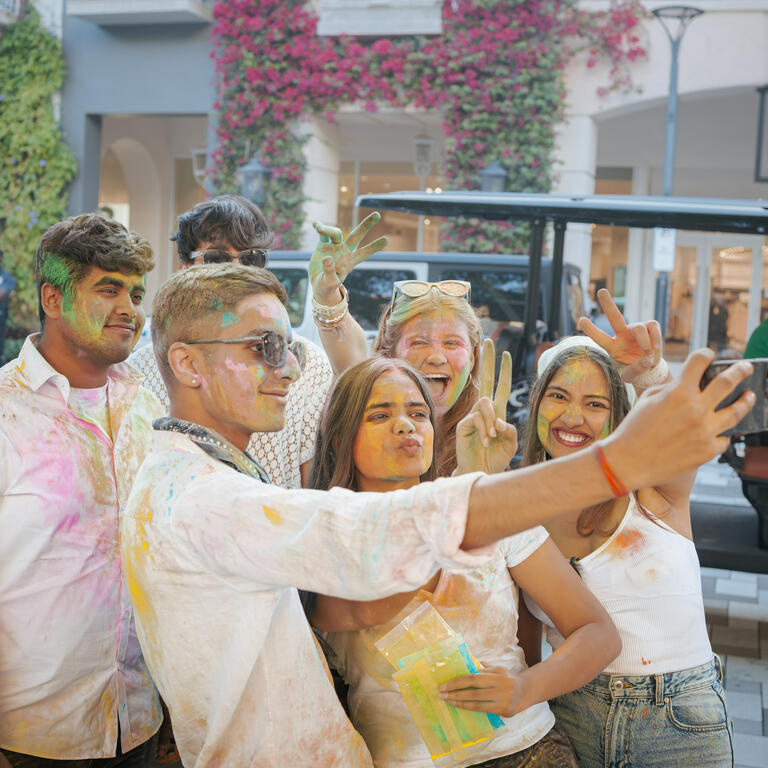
[151,263,288,389]
[374,290,483,476]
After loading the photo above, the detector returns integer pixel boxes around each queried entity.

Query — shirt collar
[17,333,145,401]
[153,417,272,483]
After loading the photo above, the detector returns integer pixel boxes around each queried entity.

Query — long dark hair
[522,345,636,536]
[373,291,482,477]
[309,356,439,491]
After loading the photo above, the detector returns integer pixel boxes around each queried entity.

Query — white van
[267,250,584,351]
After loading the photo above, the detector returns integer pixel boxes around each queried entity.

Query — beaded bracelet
[312,284,348,322]
[593,443,628,498]
[314,307,349,329]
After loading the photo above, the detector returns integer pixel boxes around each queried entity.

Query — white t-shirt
[325,527,555,768]
[68,383,112,440]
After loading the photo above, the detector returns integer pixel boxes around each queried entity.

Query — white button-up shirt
[0,337,163,758]
[122,429,488,767]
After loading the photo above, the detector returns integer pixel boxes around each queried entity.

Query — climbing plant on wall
[0,5,77,332]
[211,0,645,252]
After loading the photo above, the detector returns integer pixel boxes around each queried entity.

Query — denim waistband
[584,656,721,704]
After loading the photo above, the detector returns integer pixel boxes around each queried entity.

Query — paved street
[691,459,768,766]
[704,566,768,767]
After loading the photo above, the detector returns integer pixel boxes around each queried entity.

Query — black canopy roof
[356,191,768,235]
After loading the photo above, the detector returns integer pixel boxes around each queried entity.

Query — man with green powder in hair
[0,214,162,766]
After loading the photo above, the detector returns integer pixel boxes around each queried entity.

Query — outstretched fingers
[494,350,512,420]
[345,211,381,249]
[313,221,343,244]
[479,338,495,401]
[349,236,389,267]
[577,315,614,350]
[597,288,628,333]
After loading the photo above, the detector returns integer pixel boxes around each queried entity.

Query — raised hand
[309,212,388,306]
[606,349,755,488]
[456,338,517,475]
[578,288,665,385]
[440,665,528,718]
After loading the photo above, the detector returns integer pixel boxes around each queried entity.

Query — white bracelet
[312,284,348,322]
[628,357,670,388]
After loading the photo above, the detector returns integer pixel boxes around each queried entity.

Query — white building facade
[27,0,768,359]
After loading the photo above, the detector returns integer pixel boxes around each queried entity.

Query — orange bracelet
[593,444,628,498]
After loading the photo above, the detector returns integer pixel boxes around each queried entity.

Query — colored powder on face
[263,506,282,525]
[221,311,240,327]
[536,401,561,453]
[208,297,223,312]
[445,362,471,410]
[599,419,612,440]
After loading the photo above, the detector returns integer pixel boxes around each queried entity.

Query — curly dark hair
[35,213,154,325]
[172,195,274,265]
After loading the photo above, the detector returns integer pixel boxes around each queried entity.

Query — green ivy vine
[0,5,77,335]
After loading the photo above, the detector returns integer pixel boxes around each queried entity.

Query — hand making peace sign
[309,212,388,306]
[456,338,517,475]
[578,288,669,389]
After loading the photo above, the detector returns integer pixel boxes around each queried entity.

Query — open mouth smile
[553,428,590,447]
[422,373,450,399]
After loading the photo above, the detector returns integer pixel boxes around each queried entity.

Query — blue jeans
[550,657,733,768]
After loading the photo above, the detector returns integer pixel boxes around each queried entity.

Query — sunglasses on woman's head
[190,248,270,268]
[186,330,305,369]
[389,280,471,311]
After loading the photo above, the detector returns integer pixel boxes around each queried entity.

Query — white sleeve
[126,345,170,412]
[297,341,333,466]
[498,525,550,569]
[169,470,493,600]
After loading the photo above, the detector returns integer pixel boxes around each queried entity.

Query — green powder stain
[40,253,74,312]
[536,413,551,447]
[599,419,612,440]
[446,363,471,410]
[221,311,240,327]
[207,297,223,312]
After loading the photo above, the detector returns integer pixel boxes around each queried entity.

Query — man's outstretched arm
[463,349,754,549]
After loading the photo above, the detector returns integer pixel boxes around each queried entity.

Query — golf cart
[357,190,768,568]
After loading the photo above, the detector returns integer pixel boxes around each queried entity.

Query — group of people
[0,195,756,768]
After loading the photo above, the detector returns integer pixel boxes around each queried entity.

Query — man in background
[0,249,17,360]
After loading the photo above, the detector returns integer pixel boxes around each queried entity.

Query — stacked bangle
[593,444,628,498]
[313,285,349,328]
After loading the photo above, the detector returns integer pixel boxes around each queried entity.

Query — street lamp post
[412,135,434,252]
[478,160,508,193]
[652,5,703,335]
[238,154,271,206]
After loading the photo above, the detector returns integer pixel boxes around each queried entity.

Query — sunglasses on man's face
[186,330,305,369]
[190,248,269,268]
[390,279,471,311]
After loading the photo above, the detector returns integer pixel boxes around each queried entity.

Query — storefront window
[338,161,446,251]
[590,172,632,312]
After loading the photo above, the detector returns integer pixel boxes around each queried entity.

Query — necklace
[153,416,272,483]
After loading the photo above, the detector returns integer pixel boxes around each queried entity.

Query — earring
[191,377,199,385]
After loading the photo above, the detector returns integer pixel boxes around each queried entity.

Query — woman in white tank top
[518,289,732,768]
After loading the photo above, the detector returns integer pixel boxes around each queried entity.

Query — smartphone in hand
[700,358,768,435]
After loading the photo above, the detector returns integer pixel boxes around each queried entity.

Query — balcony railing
[0,0,24,25]
[67,0,213,26]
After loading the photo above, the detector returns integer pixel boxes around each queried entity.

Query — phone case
[699,358,768,436]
